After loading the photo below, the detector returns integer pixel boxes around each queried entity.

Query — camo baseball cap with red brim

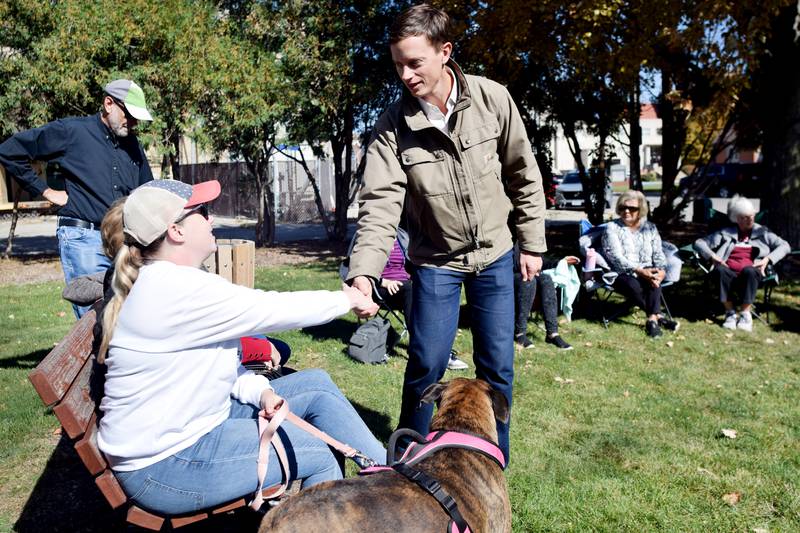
[123,179,221,246]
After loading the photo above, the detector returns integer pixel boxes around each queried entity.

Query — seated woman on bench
[95,179,385,516]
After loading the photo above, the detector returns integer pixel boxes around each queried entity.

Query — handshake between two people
[343,279,380,319]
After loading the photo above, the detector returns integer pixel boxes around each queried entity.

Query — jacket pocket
[406,191,471,258]
[400,147,448,196]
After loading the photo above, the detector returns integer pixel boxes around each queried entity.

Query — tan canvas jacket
[348,61,546,280]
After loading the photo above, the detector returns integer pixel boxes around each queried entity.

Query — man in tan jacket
[347,4,546,462]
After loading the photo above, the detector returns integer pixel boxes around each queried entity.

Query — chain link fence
[179,158,336,223]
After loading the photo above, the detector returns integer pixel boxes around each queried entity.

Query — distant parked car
[679,163,764,198]
[554,171,613,209]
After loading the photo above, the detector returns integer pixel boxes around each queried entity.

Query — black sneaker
[658,317,680,332]
[546,334,573,350]
[646,319,662,338]
[514,333,535,349]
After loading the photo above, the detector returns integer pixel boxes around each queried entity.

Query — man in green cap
[0,79,154,317]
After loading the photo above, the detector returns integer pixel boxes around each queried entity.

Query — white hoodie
[98,261,349,471]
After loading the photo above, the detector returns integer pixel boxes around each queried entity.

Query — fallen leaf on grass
[623,390,630,398]
[584,342,593,347]
[722,492,741,505]
[764,338,775,344]
[554,376,575,384]
[720,428,737,439]
[705,318,713,324]
[7,314,14,320]
[752,528,768,533]
[666,341,674,348]
[696,467,718,478]
[725,333,733,338]
[52,427,62,436]
[676,335,686,340]
[57,311,66,317]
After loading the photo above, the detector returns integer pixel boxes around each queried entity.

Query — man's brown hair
[389,3,451,48]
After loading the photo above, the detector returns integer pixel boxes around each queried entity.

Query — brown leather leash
[249,400,376,510]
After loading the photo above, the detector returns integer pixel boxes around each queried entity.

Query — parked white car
[554,171,613,209]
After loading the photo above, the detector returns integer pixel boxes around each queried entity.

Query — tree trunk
[170,130,181,181]
[332,107,355,242]
[629,77,643,192]
[279,147,333,239]
[762,5,800,247]
[653,69,688,223]
[3,191,19,259]
[248,157,275,247]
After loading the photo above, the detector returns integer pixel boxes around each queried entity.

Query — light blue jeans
[57,221,111,318]
[114,369,386,515]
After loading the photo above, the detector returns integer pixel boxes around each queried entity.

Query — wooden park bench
[28,239,278,530]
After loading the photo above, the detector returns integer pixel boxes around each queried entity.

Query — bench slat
[74,413,107,475]
[95,470,127,509]
[171,512,209,528]
[127,506,165,531]
[52,359,94,439]
[29,309,96,406]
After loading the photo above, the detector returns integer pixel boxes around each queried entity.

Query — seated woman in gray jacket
[602,190,679,338]
[693,196,790,332]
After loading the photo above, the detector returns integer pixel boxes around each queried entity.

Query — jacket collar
[402,59,471,133]
[722,223,764,240]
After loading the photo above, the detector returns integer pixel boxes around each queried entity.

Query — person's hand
[711,255,728,268]
[43,188,68,206]
[649,268,665,288]
[520,251,542,282]
[381,278,403,295]
[259,389,284,419]
[352,275,373,298]
[634,267,658,286]
[343,283,379,318]
[564,255,580,266]
[753,257,769,275]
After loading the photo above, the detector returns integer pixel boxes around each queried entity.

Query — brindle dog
[258,377,511,533]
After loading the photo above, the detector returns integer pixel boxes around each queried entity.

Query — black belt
[58,217,98,230]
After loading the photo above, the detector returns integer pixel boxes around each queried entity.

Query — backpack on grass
[348,317,395,364]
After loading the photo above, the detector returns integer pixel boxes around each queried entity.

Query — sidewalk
[1,209,590,257]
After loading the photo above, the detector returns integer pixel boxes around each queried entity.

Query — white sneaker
[722,312,738,330]
[447,354,469,370]
[737,311,753,332]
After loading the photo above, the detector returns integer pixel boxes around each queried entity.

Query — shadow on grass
[0,349,50,370]
[302,318,357,345]
[14,434,127,533]
[350,400,395,444]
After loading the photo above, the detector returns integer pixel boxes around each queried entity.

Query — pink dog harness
[360,430,506,533]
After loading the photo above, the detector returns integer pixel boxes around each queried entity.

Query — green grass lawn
[1,261,798,532]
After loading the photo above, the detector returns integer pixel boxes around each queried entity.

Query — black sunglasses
[619,205,640,213]
[111,97,135,120]
[175,204,209,224]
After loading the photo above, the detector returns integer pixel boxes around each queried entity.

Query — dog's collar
[396,430,506,469]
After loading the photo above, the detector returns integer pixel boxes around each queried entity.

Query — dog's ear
[489,388,510,424]
[420,382,448,406]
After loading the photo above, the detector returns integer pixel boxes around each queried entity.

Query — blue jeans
[401,250,515,463]
[57,221,111,318]
[114,369,386,515]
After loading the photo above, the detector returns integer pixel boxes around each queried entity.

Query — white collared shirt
[417,67,458,135]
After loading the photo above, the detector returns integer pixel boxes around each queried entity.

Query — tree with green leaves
[243,0,402,241]
[0,0,225,181]
[198,24,283,247]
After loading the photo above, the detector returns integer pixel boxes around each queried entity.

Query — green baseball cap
[103,79,153,121]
